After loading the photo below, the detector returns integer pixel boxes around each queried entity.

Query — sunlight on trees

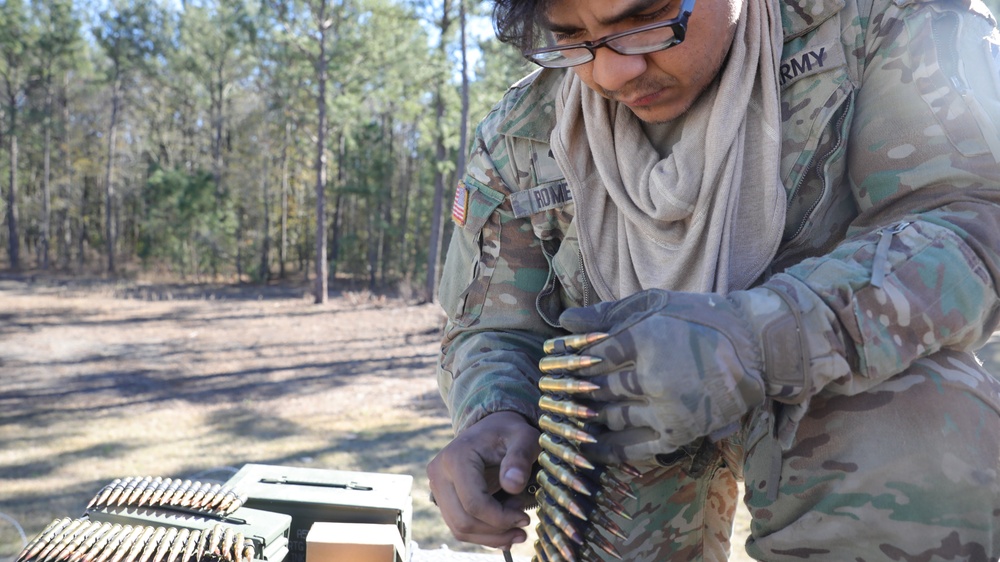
[0,0,527,301]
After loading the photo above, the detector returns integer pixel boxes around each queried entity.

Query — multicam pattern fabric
[438,0,1000,557]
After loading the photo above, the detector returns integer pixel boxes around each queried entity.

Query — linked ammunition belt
[531,334,636,562]
[16,477,255,562]
[16,518,255,562]
[87,477,246,517]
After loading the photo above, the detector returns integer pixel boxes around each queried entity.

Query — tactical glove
[545,285,813,464]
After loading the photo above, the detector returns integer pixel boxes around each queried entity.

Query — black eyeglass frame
[523,0,697,68]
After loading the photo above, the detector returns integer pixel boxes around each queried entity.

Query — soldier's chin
[623,82,710,124]
[626,98,695,125]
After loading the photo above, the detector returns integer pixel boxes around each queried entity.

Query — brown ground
[0,275,467,559]
[3,274,999,562]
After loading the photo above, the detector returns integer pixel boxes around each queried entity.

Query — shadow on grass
[0,442,136,481]
[238,421,455,473]
[0,346,438,426]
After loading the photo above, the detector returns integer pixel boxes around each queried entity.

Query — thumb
[498,425,541,495]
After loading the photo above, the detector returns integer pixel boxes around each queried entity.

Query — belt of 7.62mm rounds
[530,332,643,562]
[16,518,255,562]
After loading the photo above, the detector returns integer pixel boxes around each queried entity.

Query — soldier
[427,0,1000,558]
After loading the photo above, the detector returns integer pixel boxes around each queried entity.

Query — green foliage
[93,0,167,78]
[0,0,34,72]
[0,0,559,289]
[470,35,533,122]
[35,0,81,76]
[138,165,235,276]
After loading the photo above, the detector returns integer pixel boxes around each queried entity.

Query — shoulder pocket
[923,9,1000,160]
[439,176,505,326]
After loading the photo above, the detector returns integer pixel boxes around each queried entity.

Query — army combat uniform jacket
[439,0,1000,557]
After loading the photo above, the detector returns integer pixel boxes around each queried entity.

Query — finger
[436,479,528,548]
[498,427,542,497]
[578,439,624,466]
[580,426,664,465]
[428,444,523,545]
[454,473,530,538]
[598,368,649,399]
[449,526,528,550]
[600,400,653,431]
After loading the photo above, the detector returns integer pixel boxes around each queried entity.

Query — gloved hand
[545,286,811,464]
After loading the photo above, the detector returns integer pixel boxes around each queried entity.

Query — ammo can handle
[257,478,374,491]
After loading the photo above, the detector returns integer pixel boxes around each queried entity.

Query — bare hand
[426,411,541,549]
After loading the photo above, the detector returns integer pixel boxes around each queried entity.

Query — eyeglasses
[523,0,696,69]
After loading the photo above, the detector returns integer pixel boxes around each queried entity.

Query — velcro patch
[509,181,573,218]
[779,40,846,89]
[452,180,469,226]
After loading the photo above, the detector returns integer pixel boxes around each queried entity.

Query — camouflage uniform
[438,0,1000,558]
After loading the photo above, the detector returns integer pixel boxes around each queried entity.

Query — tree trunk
[367,194,377,292]
[424,0,452,303]
[6,107,20,271]
[379,112,394,287]
[60,72,73,270]
[330,131,344,279]
[458,0,469,180]
[279,120,290,279]
[213,63,225,196]
[42,82,54,270]
[259,154,272,283]
[313,0,330,304]
[104,75,122,274]
[78,174,88,269]
[397,129,415,279]
[236,205,244,282]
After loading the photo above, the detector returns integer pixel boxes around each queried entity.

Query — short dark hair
[493,0,549,53]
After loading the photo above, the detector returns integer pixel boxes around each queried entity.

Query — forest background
[0,0,534,302]
[3,0,1000,296]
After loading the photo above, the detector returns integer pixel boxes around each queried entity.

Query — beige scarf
[550,0,785,300]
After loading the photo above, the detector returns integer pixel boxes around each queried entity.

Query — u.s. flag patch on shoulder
[452,180,469,226]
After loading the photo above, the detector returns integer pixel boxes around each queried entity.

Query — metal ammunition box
[86,505,290,562]
[225,464,412,562]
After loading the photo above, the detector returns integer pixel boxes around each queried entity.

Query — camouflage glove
[545,286,811,464]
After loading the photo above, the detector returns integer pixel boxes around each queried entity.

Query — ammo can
[225,464,412,562]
